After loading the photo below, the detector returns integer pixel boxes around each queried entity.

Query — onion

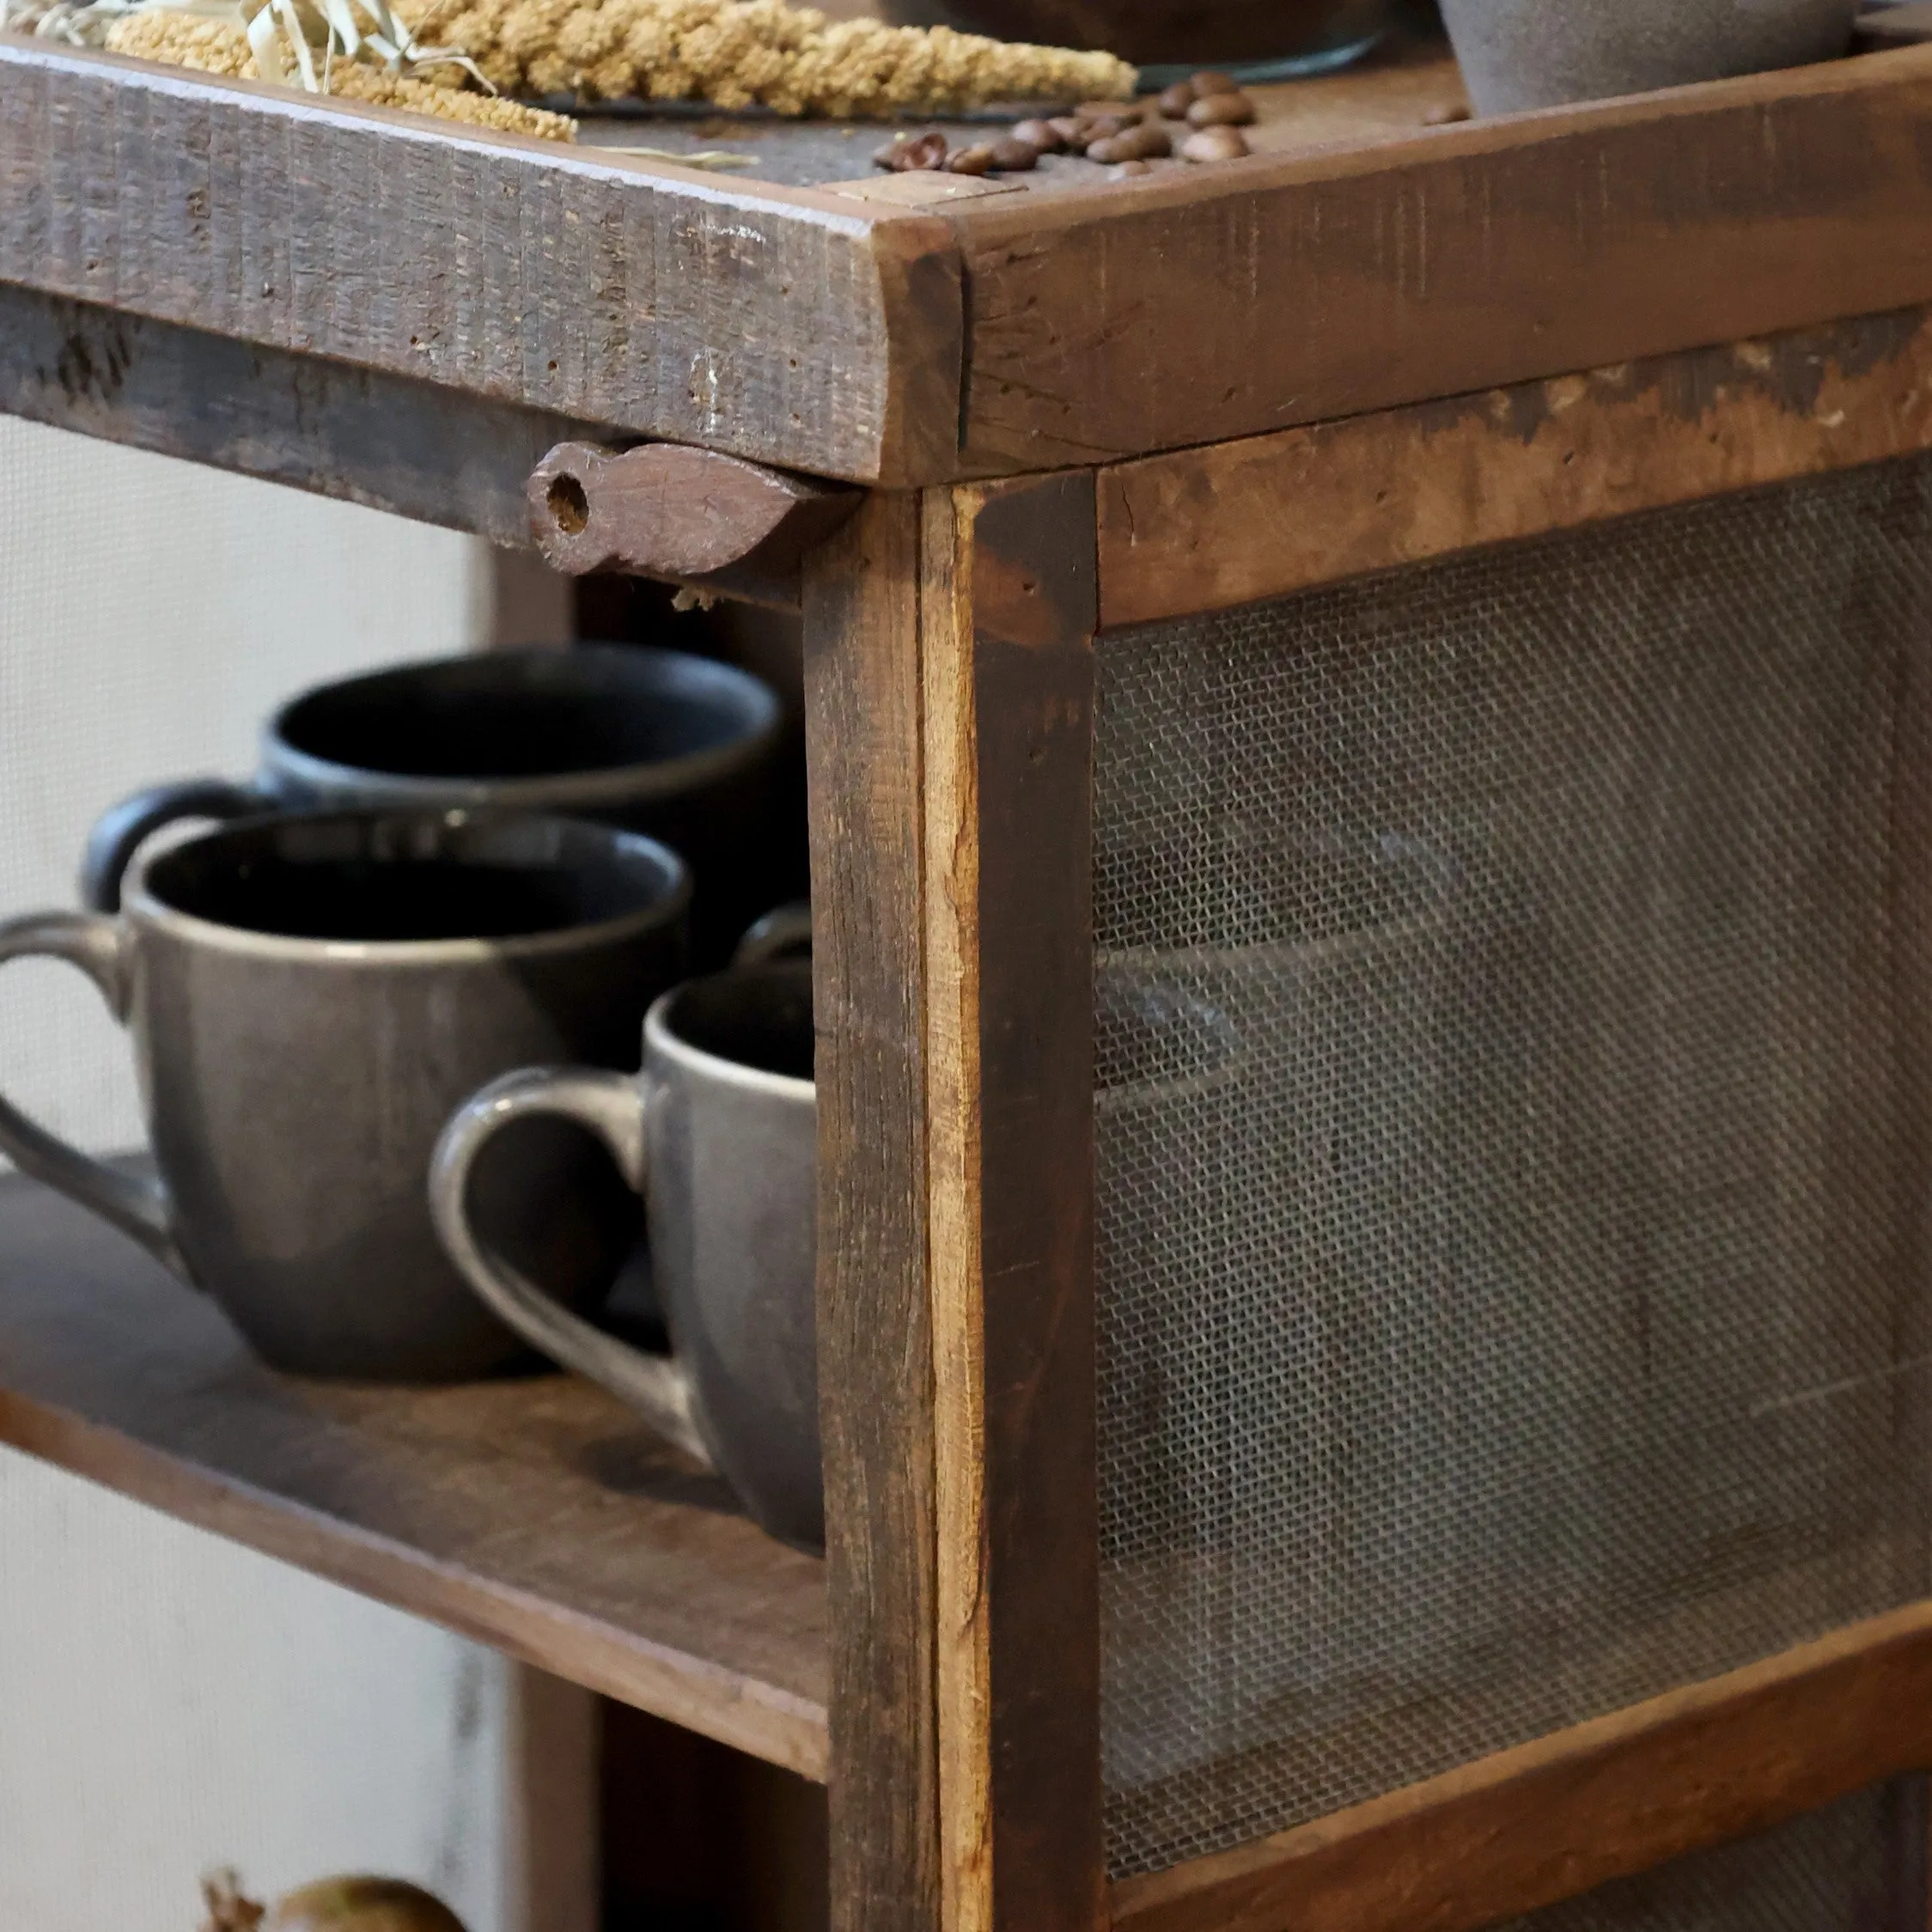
[200,1871,466,1932]
[270,1879,468,1932]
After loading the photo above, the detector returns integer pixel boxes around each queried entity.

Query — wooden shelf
[10,29,1932,509]
[0,1171,829,1779]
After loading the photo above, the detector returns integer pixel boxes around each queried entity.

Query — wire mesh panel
[1492,1777,1925,1932]
[1093,454,1932,1879]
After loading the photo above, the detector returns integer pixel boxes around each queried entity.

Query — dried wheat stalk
[8,0,1135,139]
[406,0,1136,115]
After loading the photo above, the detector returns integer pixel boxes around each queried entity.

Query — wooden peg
[527,441,862,610]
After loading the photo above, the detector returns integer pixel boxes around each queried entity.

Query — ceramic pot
[1440,0,1858,113]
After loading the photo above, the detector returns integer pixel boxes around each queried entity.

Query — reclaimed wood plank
[802,493,942,1932]
[0,282,619,543]
[0,39,961,484]
[1097,305,1932,625]
[0,1171,830,1777]
[955,45,1932,472]
[1109,1600,1932,1932]
[924,475,1103,1932]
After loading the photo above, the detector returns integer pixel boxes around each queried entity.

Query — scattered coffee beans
[1112,158,1153,176]
[947,143,996,174]
[989,135,1043,169]
[1190,69,1240,94]
[1156,79,1196,116]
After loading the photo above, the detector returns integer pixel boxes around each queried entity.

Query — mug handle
[80,777,265,912]
[0,911,186,1277]
[734,901,812,965]
[429,1067,714,1468]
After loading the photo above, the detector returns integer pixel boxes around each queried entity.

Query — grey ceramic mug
[430,960,820,1551]
[0,808,690,1380]
[81,644,791,968]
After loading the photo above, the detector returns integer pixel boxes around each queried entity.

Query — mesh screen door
[1093,454,1932,1879]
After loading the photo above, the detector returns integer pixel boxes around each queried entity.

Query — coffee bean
[1081,112,1137,142]
[1422,101,1471,124]
[1187,90,1254,126]
[1156,80,1197,117]
[875,130,949,171]
[1088,120,1169,162]
[1112,158,1153,176]
[1190,69,1240,94]
[1180,125,1247,162]
[947,144,996,174]
[1011,116,1064,151]
[1046,114,1083,144]
[989,136,1042,170]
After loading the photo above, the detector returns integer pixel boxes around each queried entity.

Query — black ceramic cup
[0,809,689,1381]
[81,644,790,968]
[430,960,821,1551]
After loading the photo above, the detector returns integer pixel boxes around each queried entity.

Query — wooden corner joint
[527,441,863,610]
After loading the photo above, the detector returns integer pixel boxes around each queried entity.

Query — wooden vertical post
[924,473,1105,1932]
[803,494,941,1932]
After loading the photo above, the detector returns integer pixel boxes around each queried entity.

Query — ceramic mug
[81,643,792,967]
[0,808,690,1380]
[430,960,820,1550]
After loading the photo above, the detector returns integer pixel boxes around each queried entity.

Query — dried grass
[422,0,1135,113]
[6,0,1134,136]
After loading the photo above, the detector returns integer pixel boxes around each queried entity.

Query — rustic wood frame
[799,314,1932,1932]
[20,38,1932,488]
[16,21,1932,1929]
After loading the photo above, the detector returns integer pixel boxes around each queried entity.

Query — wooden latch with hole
[527,442,862,611]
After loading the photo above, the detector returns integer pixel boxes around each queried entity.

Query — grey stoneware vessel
[430,960,821,1551]
[0,808,689,1381]
[1439,0,1859,113]
[81,643,791,968]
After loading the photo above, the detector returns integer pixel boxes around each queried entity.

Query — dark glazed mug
[0,809,690,1380]
[81,644,790,968]
[430,960,820,1550]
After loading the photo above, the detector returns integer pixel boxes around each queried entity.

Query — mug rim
[264,643,783,809]
[644,963,815,1102]
[123,806,692,966]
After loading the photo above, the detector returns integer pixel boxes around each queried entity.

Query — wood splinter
[527,441,862,610]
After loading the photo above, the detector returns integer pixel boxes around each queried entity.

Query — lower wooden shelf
[0,1171,828,1778]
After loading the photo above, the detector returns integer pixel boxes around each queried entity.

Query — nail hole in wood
[547,472,590,535]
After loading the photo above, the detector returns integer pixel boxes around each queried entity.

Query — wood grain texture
[0,1171,829,1777]
[926,476,1103,1932]
[1098,306,1932,625]
[0,39,960,485]
[530,440,861,608]
[954,43,1932,472]
[923,482,993,1932]
[0,282,616,545]
[1110,1599,1932,1932]
[801,494,940,1932]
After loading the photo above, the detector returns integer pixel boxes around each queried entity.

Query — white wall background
[0,419,592,1932]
